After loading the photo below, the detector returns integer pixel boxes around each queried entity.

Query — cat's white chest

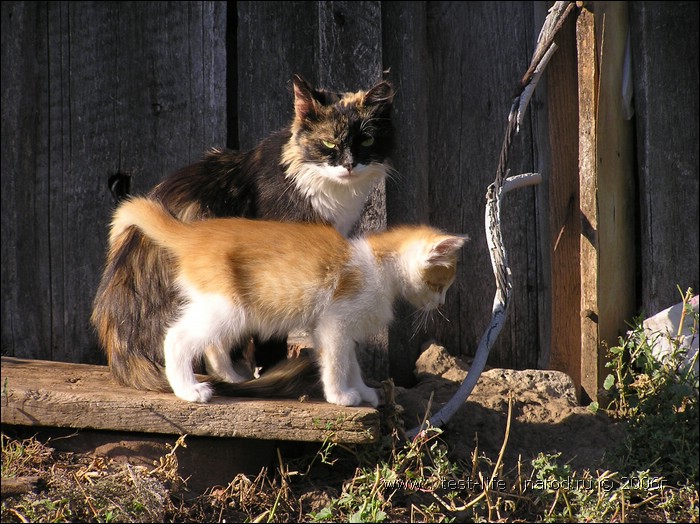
[288,163,387,236]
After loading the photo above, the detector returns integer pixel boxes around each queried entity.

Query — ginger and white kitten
[110,197,466,406]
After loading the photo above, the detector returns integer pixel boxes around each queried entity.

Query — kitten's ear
[292,74,319,120]
[427,235,469,266]
[364,81,395,106]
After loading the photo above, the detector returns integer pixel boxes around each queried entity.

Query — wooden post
[577,2,636,403]
[542,7,582,398]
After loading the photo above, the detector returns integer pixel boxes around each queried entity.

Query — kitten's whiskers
[408,307,432,340]
[405,305,452,341]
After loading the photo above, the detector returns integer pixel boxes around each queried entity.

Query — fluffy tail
[212,355,322,400]
[110,196,187,250]
[109,350,172,392]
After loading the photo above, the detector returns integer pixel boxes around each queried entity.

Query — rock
[414,342,471,382]
[642,295,699,380]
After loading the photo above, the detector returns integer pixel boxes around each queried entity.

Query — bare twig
[407,1,575,439]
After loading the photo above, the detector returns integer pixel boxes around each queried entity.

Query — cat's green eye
[360,136,375,147]
[321,140,337,149]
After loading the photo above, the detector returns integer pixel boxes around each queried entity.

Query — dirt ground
[394,343,623,473]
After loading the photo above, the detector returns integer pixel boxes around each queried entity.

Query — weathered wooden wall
[2,1,698,391]
[630,1,699,316]
[1,1,227,364]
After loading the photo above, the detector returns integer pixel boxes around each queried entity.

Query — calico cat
[91,75,395,391]
[110,197,467,406]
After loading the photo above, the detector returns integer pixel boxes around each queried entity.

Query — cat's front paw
[173,382,213,403]
[325,388,362,407]
[360,387,380,408]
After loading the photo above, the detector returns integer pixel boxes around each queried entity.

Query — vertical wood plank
[594,1,636,397]
[578,2,636,402]
[236,1,319,149]
[1,2,227,364]
[382,1,431,385]
[577,7,599,403]
[426,1,540,370]
[317,0,387,380]
[630,1,699,315]
[542,10,582,396]
[1,1,52,360]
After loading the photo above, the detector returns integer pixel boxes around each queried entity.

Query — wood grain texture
[426,2,540,370]
[543,12,582,396]
[577,8,600,403]
[592,2,636,398]
[1,357,380,444]
[1,2,227,364]
[1,2,52,361]
[236,1,319,149]
[382,1,432,385]
[578,3,636,402]
[630,1,699,315]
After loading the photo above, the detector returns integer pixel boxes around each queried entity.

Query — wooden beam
[544,8,582,398]
[577,6,599,404]
[577,2,636,402]
[1,357,380,444]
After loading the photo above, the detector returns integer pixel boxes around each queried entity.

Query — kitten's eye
[360,136,375,147]
[321,140,337,149]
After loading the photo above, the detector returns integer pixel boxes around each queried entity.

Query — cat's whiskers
[379,162,400,182]
[408,307,433,341]
[435,306,451,323]
[381,164,403,187]
[406,304,452,341]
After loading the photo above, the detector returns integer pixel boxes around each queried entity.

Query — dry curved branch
[407,1,575,440]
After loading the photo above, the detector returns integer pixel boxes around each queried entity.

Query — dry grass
[2,392,697,523]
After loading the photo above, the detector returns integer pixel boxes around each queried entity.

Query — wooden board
[383,1,431,386]
[425,2,540,371]
[0,2,228,364]
[541,9,582,397]
[577,3,636,402]
[577,7,599,403]
[630,1,699,314]
[0,357,380,444]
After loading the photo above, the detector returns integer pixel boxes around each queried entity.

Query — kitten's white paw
[325,388,363,407]
[360,387,380,407]
[174,382,213,403]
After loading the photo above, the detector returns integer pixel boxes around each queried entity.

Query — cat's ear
[427,235,469,266]
[292,74,319,120]
[363,81,395,106]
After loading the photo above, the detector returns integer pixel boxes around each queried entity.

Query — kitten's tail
[110,196,187,251]
[211,355,322,400]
